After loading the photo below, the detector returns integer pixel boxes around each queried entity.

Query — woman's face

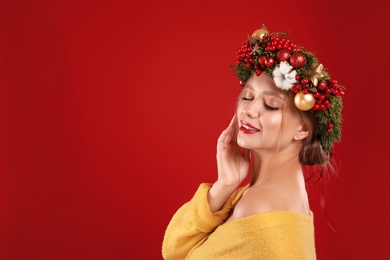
[236,73,304,152]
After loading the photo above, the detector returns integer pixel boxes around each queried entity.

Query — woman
[162,25,345,259]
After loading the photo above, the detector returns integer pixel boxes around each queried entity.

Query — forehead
[243,74,285,99]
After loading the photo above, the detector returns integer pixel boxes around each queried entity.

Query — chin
[237,136,254,149]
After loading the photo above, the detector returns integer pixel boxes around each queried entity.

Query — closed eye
[242,97,253,101]
[264,104,279,111]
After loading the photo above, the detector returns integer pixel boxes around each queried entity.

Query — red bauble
[290,53,306,68]
[276,49,290,62]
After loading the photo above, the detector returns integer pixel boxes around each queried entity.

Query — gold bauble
[294,92,315,111]
[252,28,269,40]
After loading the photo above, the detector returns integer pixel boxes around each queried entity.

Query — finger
[224,128,234,145]
[223,123,237,144]
[229,114,238,142]
[229,113,237,127]
[218,116,235,142]
[241,148,251,160]
[218,127,231,144]
[217,114,238,149]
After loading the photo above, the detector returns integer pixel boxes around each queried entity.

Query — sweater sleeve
[162,183,240,260]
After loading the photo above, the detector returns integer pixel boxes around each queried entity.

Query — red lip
[239,120,260,134]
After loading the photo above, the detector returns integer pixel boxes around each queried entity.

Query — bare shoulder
[229,183,310,220]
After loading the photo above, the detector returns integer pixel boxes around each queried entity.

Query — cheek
[283,112,301,129]
[264,113,282,129]
[236,103,247,117]
[236,102,244,113]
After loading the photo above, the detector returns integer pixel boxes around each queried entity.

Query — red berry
[258,55,267,67]
[291,85,299,93]
[318,82,327,91]
[265,57,275,67]
[301,78,309,85]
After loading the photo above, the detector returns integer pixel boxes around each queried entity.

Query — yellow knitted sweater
[162,183,316,260]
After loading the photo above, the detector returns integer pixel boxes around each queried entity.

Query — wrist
[213,180,239,193]
[207,181,238,213]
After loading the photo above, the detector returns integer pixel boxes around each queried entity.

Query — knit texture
[162,183,316,260]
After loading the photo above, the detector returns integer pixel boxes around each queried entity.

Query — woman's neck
[249,147,303,186]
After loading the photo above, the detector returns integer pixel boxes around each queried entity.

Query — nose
[242,103,260,118]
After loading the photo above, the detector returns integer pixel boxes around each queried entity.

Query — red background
[1,0,389,259]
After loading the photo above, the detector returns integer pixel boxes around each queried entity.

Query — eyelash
[265,104,279,111]
[241,97,279,111]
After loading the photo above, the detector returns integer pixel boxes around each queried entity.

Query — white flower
[272,61,298,90]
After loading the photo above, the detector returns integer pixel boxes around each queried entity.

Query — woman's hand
[216,114,251,189]
[208,114,251,213]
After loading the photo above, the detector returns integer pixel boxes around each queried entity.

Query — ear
[293,125,309,141]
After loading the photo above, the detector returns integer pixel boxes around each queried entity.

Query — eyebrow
[263,90,285,100]
[243,84,253,90]
[244,84,285,100]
